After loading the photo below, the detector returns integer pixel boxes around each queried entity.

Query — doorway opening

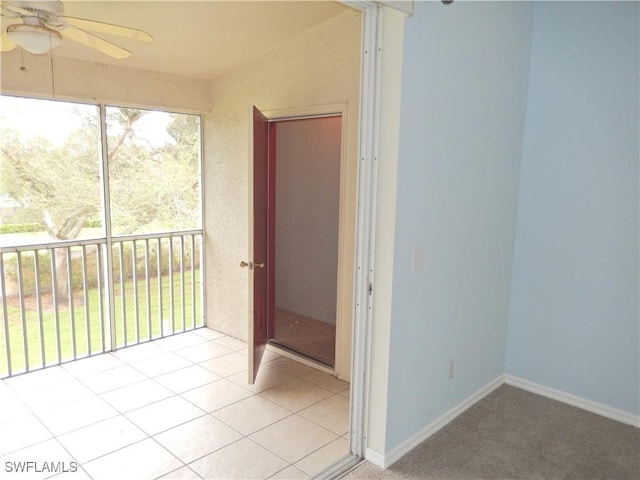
[249,106,352,383]
[235,3,385,474]
[270,115,342,367]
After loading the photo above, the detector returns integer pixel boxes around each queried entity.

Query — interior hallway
[0,328,350,479]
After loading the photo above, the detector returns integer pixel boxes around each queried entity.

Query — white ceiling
[1,0,354,80]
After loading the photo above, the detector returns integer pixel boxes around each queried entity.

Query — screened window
[0,96,102,246]
[105,106,201,236]
[0,96,202,244]
[0,95,204,376]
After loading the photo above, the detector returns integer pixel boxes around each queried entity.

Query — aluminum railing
[0,230,203,378]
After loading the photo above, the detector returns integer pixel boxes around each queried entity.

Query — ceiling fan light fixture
[6,23,62,54]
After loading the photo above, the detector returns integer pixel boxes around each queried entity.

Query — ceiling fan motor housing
[13,0,64,18]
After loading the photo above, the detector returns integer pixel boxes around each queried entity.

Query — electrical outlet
[448,358,455,380]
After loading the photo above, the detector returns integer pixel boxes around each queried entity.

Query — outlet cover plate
[412,246,426,272]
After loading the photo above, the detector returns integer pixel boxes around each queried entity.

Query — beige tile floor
[0,328,351,480]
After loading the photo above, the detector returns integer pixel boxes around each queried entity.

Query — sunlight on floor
[0,328,350,479]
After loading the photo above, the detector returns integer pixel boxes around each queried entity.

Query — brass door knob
[240,261,264,269]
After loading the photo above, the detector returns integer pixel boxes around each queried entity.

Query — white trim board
[505,375,640,428]
[365,375,504,468]
[363,448,386,469]
[376,1,414,16]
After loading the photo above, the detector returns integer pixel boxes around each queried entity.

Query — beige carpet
[274,307,335,365]
[343,385,639,480]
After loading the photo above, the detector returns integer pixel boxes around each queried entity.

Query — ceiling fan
[0,0,153,58]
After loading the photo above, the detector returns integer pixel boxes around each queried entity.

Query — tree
[0,97,201,303]
[1,104,102,304]
[106,108,200,235]
[0,116,102,240]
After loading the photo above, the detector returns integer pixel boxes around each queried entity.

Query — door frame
[263,104,351,381]
[317,1,384,474]
[246,2,385,475]
[344,2,382,465]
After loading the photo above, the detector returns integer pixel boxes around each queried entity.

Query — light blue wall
[385,1,533,451]
[506,2,640,416]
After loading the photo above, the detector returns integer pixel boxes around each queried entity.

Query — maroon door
[248,106,270,384]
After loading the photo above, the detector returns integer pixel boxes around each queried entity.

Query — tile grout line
[243,425,337,478]
[3,328,350,480]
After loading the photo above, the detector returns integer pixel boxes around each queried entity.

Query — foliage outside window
[0,96,202,245]
[0,96,204,376]
[0,97,102,245]
[106,106,201,236]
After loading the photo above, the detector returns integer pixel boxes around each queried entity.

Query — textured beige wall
[0,50,209,112]
[204,9,361,343]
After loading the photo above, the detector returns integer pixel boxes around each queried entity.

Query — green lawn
[0,269,202,377]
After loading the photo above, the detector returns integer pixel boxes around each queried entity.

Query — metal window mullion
[190,235,196,328]
[157,238,163,337]
[132,241,139,343]
[145,239,151,340]
[50,249,61,363]
[66,247,77,360]
[118,242,126,346]
[168,237,174,334]
[15,252,28,371]
[33,250,45,368]
[0,253,12,376]
[180,235,185,331]
[198,234,204,327]
[197,115,206,330]
[99,104,116,352]
[81,246,91,356]
[96,245,105,353]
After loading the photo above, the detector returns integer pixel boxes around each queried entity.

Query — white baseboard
[375,375,504,469]
[365,374,639,470]
[364,448,385,468]
[504,375,640,428]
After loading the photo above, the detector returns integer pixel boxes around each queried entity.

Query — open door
[247,106,270,384]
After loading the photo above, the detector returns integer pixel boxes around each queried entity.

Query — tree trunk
[54,247,69,305]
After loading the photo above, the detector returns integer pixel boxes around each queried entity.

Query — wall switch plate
[412,246,426,272]
[448,358,455,380]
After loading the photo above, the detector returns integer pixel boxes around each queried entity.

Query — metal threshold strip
[267,339,334,368]
[310,454,364,480]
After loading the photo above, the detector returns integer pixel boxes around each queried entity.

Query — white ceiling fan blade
[60,16,153,43]
[0,32,17,51]
[60,26,131,59]
[0,2,32,17]
[1,5,21,18]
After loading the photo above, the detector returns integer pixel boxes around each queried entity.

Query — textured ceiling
[1,0,354,80]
